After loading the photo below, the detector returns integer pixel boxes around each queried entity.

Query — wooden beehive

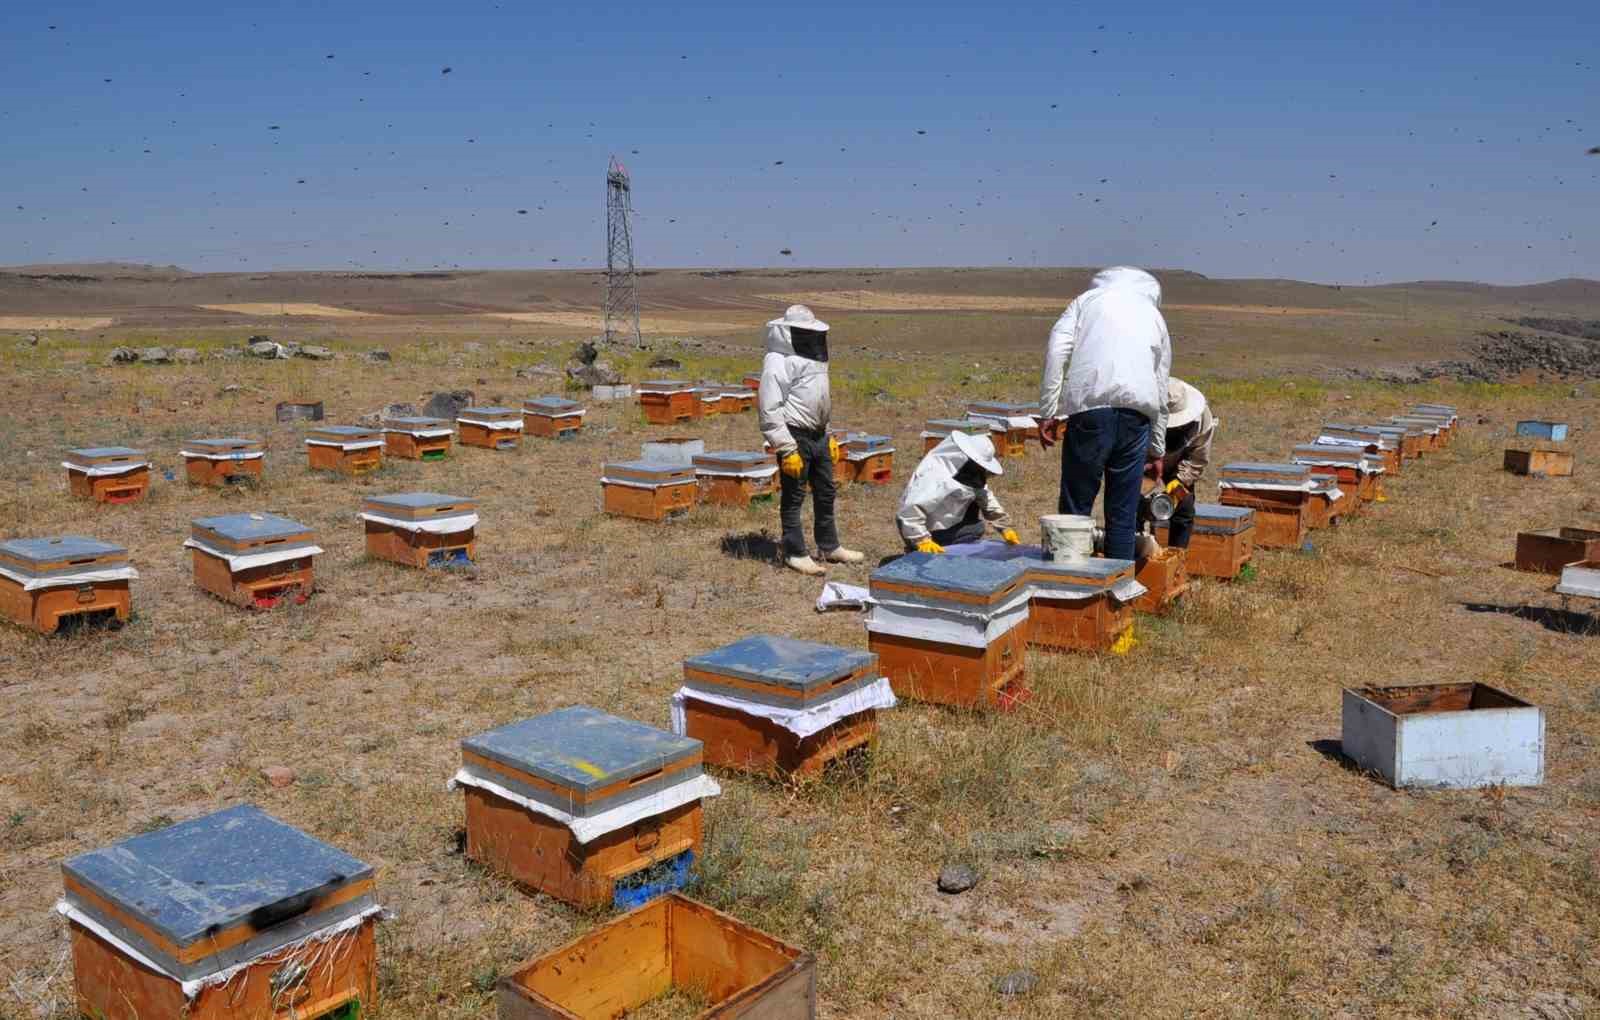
[0,536,134,634]
[59,804,380,1020]
[383,416,454,460]
[305,426,384,475]
[1341,684,1544,789]
[638,381,697,425]
[602,460,699,520]
[1320,423,1401,475]
[457,406,524,450]
[497,894,814,1020]
[841,433,895,486]
[921,419,1009,456]
[362,492,478,569]
[1218,463,1314,549]
[1133,545,1189,614]
[457,706,714,909]
[1513,527,1600,574]
[1292,443,1381,505]
[1504,448,1574,478]
[1154,504,1255,579]
[63,447,150,503]
[741,372,762,390]
[692,387,722,417]
[522,396,586,439]
[1011,551,1140,653]
[1366,423,1423,462]
[187,512,320,608]
[1408,405,1458,443]
[181,438,264,487]
[691,451,778,507]
[967,401,1043,444]
[717,387,754,413]
[680,635,885,777]
[867,553,1031,709]
[1387,416,1444,453]
[1305,474,1351,529]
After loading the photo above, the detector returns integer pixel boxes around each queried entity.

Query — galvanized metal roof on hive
[307,425,380,438]
[192,512,309,543]
[463,706,701,796]
[186,437,262,450]
[364,492,470,511]
[0,535,125,565]
[1192,504,1256,531]
[460,406,522,417]
[870,551,1030,598]
[685,635,876,701]
[62,804,372,950]
[692,451,771,469]
[383,416,449,428]
[523,396,584,413]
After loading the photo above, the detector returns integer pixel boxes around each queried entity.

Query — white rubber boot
[786,555,827,576]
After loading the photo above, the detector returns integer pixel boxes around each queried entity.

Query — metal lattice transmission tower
[603,156,642,347]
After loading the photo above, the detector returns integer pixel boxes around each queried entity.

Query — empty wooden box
[383,416,453,460]
[1154,504,1255,579]
[186,512,320,608]
[497,893,814,1020]
[1219,463,1317,549]
[1319,423,1401,475]
[840,433,895,486]
[305,426,383,475]
[58,804,381,1020]
[362,492,477,568]
[455,706,719,909]
[1341,683,1544,789]
[63,447,149,503]
[0,536,135,634]
[458,406,524,450]
[182,438,264,486]
[1013,550,1141,653]
[602,460,699,520]
[523,396,586,439]
[638,380,697,425]
[678,635,893,777]
[1291,443,1383,504]
[1504,448,1575,478]
[1514,527,1600,573]
[1134,545,1189,614]
[692,451,778,506]
[867,553,1031,709]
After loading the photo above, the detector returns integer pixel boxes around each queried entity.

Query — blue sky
[0,0,1594,283]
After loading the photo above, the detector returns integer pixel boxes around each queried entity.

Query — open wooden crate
[1514,526,1600,573]
[1504,448,1574,478]
[497,894,814,1020]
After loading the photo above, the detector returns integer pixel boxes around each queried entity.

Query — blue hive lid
[68,446,145,459]
[61,805,371,949]
[685,635,875,691]
[193,512,308,542]
[462,706,700,793]
[0,536,124,564]
[870,552,1029,596]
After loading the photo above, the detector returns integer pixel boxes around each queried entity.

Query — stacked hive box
[523,396,586,439]
[457,406,524,450]
[0,536,136,634]
[602,459,699,520]
[1154,504,1256,579]
[362,492,478,568]
[383,416,453,460]
[1134,546,1189,614]
[638,381,698,425]
[1368,422,1424,462]
[692,451,778,506]
[305,426,383,475]
[63,447,150,503]
[866,553,1031,709]
[1410,404,1458,443]
[1320,423,1401,475]
[1008,549,1141,652]
[1292,443,1384,506]
[454,706,720,909]
[182,438,264,487]
[1219,463,1320,549]
[186,512,321,608]
[676,635,896,777]
[1505,420,1573,477]
[966,400,1042,452]
[1386,415,1444,453]
[921,418,1008,456]
[57,804,382,1020]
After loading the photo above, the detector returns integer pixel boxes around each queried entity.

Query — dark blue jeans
[1058,408,1152,562]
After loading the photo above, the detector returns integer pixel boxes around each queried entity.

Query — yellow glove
[916,538,945,554]
[780,452,805,479]
[1165,479,1183,494]
[1001,528,1021,545]
[829,435,842,463]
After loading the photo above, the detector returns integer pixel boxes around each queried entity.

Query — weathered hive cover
[1220,462,1312,485]
[692,451,772,474]
[1555,562,1600,599]
[459,406,522,422]
[684,635,878,707]
[870,552,1029,602]
[637,380,692,393]
[604,459,697,486]
[967,400,1041,417]
[383,416,451,432]
[524,396,584,415]
[65,447,147,468]
[362,492,476,520]
[843,434,893,455]
[184,437,263,454]
[1192,504,1255,534]
[462,706,702,817]
[306,425,381,443]
[191,512,314,552]
[1291,444,1365,467]
[0,536,127,577]
[1320,424,1394,449]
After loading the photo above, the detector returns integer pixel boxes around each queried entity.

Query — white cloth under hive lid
[669,676,897,740]
[61,461,148,477]
[0,563,139,591]
[447,769,721,845]
[183,538,323,571]
[358,511,478,534]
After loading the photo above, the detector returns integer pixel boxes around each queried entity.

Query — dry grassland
[198,303,385,318]
[0,327,1596,1019]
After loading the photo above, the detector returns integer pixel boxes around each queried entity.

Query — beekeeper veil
[766,304,829,363]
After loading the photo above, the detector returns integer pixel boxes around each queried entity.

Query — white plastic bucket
[1040,514,1095,563]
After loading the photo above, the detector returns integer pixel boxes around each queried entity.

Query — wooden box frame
[497,894,814,1020]
[1514,527,1600,574]
[1028,591,1132,653]
[603,480,698,520]
[1219,490,1310,549]
[306,443,380,475]
[1305,481,1351,530]
[846,451,894,486]
[191,548,314,608]
[364,522,476,569]
[183,440,264,487]
[1133,546,1189,614]
[1504,449,1574,478]
[640,386,698,425]
[697,473,776,507]
[869,628,1026,710]
[0,575,129,634]
[524,412,584,439]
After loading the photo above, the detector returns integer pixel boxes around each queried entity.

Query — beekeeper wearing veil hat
[759,304,864,576]
[896,430,1020,553]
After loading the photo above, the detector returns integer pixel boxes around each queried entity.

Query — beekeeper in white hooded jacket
[1037,267,1172,562]
[758,305,864,575]
[897,431,1020,553]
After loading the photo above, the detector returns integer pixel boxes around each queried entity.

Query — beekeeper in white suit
[758,305,864,575]
[896,431,1020,553]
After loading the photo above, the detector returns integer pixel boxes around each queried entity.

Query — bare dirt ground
[1,269,1599,1018]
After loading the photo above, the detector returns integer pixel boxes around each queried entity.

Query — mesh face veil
[788,326,829,363]
[953,459,989,489]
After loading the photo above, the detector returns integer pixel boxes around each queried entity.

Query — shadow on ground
[719,531,780,562]
[1459,601,1600,636]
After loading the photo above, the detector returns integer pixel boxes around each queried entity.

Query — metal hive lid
[67,446,145,459]
[1194,503,1255,521]
[308,425,380,438]
[870,552,1029,596]
[364,492,471,511]
[1292,444,1363,462]
[638,379,690,390]
[61,804,372,950]
[685,635,875,691]
[1221,461,1311,478]
[968,400,1040,415]
[524,396,582,412]
[460,406,521,417]
[1021,551,1132,580]
[845,433,892,448]
[383,416,448,428]
[187,437,261,449]
[192,512,308,542]
[607,458,695,477]
[0,535,125,563]
[462,706,700,792]
[692,450,770,468]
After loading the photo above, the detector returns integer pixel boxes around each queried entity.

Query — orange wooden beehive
[840,433,895,486]
[305,426,383,475]
[383,416,454,461]
[692,451,778,507]
[523,396,586,439]
[1292,444,1384,505]
[1504,448,1575,478]
[63,447,150,503]
[182,438,264,487]
[602,459,699,520]
[692,387,723,417]
[362,492,478,569]
[677,635,892,777]
[1153,504,1255,579]
[454,706,719,909]
[1218,463,1315,549]
[638,380,697,425]
[921,418,1010,456]
[58,804,381,1020]
[0,536,135,634]
[866,553,1031,709]
[186,512,320,609]
[717,386,754,413]
[457,406,524,450]
[1007,549,1140,653]
[1305,474,1351,529]
[967,401,1042,446]
[1133,545,1189,614]
[741,372,762,390]
[1320,424,1401,475]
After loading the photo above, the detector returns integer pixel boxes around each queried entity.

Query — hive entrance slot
[104,488,141,503]
[610,849,693,911]
[54,608,121,634]
[421,449,446,461]
[426,548,472,569]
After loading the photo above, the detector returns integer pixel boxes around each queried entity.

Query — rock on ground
[516,363,559,379]
[138,347,172,364]
[108,346,138,365]
[422,390,475,420]
[296,345,336,360]
[993,971,1039,996]
[363,349,391,363]
[260,766,296,788]
[567,360,621,388]
[173,348,201,364]
[937,864,979,894]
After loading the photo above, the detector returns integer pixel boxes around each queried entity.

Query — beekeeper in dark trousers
[758,304,864,576]
[1037,267,1172,561]
[1151,378,1215,550]
[896,431,1020,553]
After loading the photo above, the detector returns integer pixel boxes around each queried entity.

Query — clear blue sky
[1,0,1595,284]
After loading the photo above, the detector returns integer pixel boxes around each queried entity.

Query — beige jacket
[1161,405,1216,487]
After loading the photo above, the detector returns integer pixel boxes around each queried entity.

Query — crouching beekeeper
[759,304,865,575]
[897,431,1021,553]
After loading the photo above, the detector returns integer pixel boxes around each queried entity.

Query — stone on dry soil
[261,766,296,788]
[993,970,1039,996]
[937,864,979,894]
[296,344,335,360]
[648,356,683,371]
[515,363,559,379]
[173,347,200,364]
[138,346,172,364]
[247,340,283,359]
[422,389,475,420]
[567,359,621,388]
[363,349,391,362]
[108,346,138,365]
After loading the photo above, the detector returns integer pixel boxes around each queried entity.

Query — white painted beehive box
[1341,683,1544,789]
